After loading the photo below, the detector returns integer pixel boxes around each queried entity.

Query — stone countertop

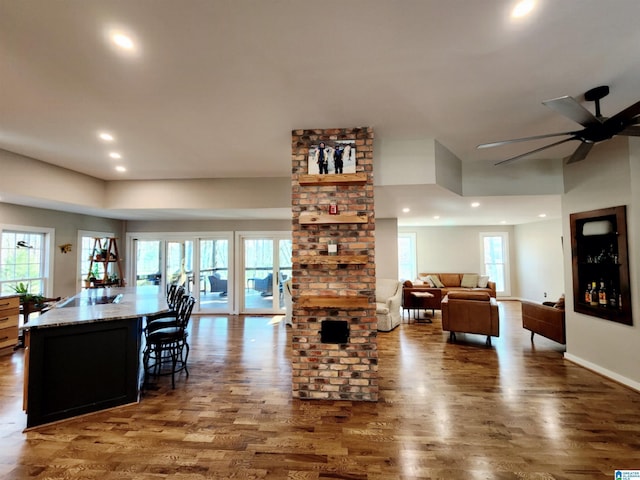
[22,286,168,330]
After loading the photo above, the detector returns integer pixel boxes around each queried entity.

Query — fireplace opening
[320,320,349,344]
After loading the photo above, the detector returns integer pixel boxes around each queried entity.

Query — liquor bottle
[609,286,618,309]
[598,280,607,307]
[584,283,592,304]
[590,282,598,306]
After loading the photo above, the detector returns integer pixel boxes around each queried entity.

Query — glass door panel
[199,238,230,311]
[134,240,162,290]
[278,238,292,312]
[243,238,274,312]
[166,240,193,293]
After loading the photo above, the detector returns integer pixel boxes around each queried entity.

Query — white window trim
[1,223,55,297]
[398,231,417,281]
[479,231,511,297]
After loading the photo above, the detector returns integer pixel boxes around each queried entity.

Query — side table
[411,291,435,323]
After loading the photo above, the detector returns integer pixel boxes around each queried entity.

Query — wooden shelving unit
[299,212,368,225]
[298,172,367,186]
[86,237,124,288]
[297,295,369,309]
[570,205,632,325]
[297,255,368,265]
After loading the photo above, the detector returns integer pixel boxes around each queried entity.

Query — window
[78,231,115,287]
[398,232,417,281]
[0,225,54,296]
[480,232,510,296]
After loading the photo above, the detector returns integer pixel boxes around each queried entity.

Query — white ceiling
[2,0,639,225]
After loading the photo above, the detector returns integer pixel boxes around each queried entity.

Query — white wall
[513,219,564,303]
[561,137,640,389]
[375,218,398,279]
[399,225,516,293]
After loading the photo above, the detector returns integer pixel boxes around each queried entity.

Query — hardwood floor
[0,301,638,479]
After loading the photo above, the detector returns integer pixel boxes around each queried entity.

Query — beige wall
[562,136,640,389]
[0,202,125,298]
[399,225,517,295]
[513,219,564,303]
[375,218,399,279]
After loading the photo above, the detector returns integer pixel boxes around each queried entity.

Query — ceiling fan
[478,86,640,166]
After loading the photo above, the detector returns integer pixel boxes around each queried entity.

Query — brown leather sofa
[521,300,566,344]
[441,291,499,346]
[402,273,496,317]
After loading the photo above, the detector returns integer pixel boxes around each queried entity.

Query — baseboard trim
[564,353,640,393]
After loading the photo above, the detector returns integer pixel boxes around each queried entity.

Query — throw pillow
[460,274,479,288]
[424,275,435,287]
[413,279,424,286]
[554,294,565,309]
[431,275,445,288]
[477,275,490,288]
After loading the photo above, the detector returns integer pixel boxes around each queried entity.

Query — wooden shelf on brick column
[299,212,368,225]
[298,172,367,186]
[297,295,369,309]
[297,255,368,265]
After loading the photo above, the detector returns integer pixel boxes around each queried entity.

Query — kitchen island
[22,287,168,428]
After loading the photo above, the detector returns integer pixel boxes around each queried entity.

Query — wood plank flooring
[0,301,639,479]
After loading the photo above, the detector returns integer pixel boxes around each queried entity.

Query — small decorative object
[59,243,72,253]
[328,240,338,256]
[329,203,338,215]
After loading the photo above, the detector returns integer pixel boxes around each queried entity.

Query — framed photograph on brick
[308,141,356,174]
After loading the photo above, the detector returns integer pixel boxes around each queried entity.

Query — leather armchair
[441,291,499,346]
[521,300,565,344]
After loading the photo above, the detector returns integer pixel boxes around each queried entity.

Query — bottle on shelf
[598,280,607,307]
[584,283,592,304]
[589,282,599,306]
[609,284,618,309]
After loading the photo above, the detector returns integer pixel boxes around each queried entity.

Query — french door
[129,234,232,313]
[238,233,292,314]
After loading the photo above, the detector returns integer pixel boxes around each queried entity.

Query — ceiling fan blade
[477,131,577,149]
[494,137,576,166]
[542,95,601,127]
[619,125,640,137]
[604,100,640,130]
[565,141,594,164]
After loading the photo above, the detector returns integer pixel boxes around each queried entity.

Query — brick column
[291,127,378,401]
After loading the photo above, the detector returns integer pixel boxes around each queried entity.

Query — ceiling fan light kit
[478,86,640,166]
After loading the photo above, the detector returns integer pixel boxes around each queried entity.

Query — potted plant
[11,282,45,306]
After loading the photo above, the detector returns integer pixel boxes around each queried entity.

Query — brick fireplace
[290,127,378,401]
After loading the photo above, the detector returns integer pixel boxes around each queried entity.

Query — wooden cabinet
[570,205,632,325]
[86,237,124,288]
[0,295,20,352]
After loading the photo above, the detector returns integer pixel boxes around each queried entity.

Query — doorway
[238,233,291,314]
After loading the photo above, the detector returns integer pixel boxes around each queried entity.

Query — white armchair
[283,279,293,326]
[376,278,403,331]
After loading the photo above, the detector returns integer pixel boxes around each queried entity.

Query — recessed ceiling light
[500,220,507,224]
[471,202,480,208]
[109,152,122,159]
[98,132,114,142]
[512,0,535,18]
[111,33,134,50]
[402,207,410,213]
[433,215,440,220]
[115,166,126,173]
[538,213,547,218]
